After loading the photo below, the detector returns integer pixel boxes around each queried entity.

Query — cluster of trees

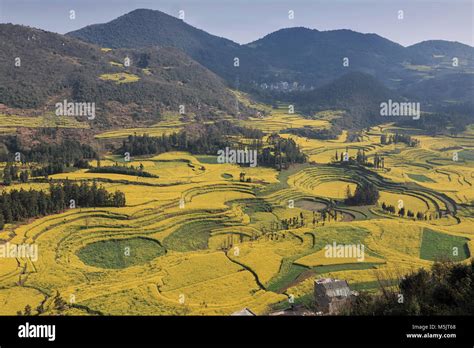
[3,160,91,184]
[380,133,419,147]
[119,127,306,170]
[238,172,251,182]
[335,148,368,165]
[2,164,29,185]
[0,138,97,181]
[372,154,385,169]
[334,149,386,169]
[119,121,263,157]
[345,182,380,206]
[281,209,341,230]
[219,234,248,251]
[355,149,368,165]
[281,212,306,229]
[380,202,441,220]
[31,162,66,178]
[317,209,340,224]
[88,164,158,178]
[0,181,125,230]
[0,137,97,165]
[17,292,72,316]
[283,126,340,140]
[260,134,306,169]
[348,261,474,315]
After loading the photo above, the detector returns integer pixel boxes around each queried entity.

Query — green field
[163,220,223,252]
[407,173,436,183]
[420,228,470,261]
[77,237,166,269]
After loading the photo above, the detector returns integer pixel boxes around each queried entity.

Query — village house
[314,278,357,314]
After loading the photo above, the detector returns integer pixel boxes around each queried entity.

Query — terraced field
[0,106,472,316]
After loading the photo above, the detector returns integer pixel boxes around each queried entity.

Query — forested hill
[0,23,244,129]
[277,72,396,129]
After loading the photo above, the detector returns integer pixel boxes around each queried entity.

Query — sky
[0,0,472,47]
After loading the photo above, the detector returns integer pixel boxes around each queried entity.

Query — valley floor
[1,109,473,316]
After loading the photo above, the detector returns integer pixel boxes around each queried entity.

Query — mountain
[402,72,474,105]
[67,8,262,83]
[407,40,474,66]
[4,9,472,134]
[67,9,474,98]
[402,41,474,105]
[245,27,413,87]
[68,8,237,54]
[0,23,242,129]
[68,11,415,87]
[67,9,474,89]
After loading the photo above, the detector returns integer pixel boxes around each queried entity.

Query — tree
[53,293,68,311]
[398,207,406,217]
[19,171,29,183]
[345,185,352,200]
[3,166,12,185]
[137,52,151,68]
[24,305,32,316]
[347,260,474,315]
[345,182,379,206]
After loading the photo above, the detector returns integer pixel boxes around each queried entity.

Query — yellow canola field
[294,249,385,267]
[1,104,473,316]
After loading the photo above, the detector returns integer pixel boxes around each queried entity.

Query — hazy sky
[0,0,472,46]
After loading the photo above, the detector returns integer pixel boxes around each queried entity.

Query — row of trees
[381,202,441,220]
[119,130,306,170]
[88,163,158,178]
[1,138,98,183]
[281,209,342,230]
[334,149,386,169]
[380,133,419,147]
[119,121,263,157]
[0,181,125,230]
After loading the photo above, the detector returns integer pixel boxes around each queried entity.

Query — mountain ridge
[67,8,474,92]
